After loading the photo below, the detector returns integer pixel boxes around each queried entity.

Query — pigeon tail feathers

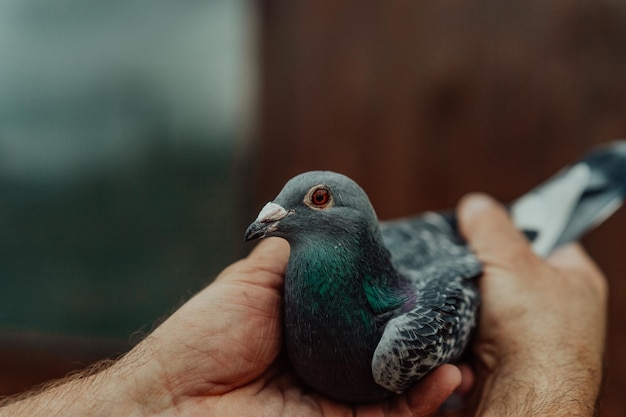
[512,140,626,257]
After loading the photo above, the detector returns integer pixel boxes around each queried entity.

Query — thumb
[406,364,462,416]
[457,193,534,267]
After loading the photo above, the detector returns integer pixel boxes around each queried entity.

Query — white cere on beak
[256,202,289,223]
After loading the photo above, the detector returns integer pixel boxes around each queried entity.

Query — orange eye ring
[312,188,329,206]
[305,185,333,209]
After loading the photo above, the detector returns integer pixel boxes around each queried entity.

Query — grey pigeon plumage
[245,141,626,402]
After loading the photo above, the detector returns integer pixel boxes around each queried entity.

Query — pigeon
[244,141,626,403]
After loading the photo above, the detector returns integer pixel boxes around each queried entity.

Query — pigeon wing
[373,213,481,393]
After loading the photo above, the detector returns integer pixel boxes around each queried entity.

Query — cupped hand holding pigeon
[0,194,607,417]
[121,238,466,417]
[119,196,603,417]
[457,194,606,416]
[0,237,462,417]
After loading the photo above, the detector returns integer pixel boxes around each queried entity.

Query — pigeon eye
[312,189,329,205]
[306,186,333,209]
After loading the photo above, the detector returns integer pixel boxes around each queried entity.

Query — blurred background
[1,1,626,415]
[0,0,256,393]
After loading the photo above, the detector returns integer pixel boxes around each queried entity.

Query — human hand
[457,194,607,416]
[112,237,465,416]
[1,237,463,417]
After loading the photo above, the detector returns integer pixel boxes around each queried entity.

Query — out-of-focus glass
[0,0,256,339]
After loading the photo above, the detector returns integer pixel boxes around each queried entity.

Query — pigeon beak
[244,202,290,241]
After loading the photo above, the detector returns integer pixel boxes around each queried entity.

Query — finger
[548,243,601,275]
[548,243,607,294]
[405,364,461,416]
[455,363,475,395]
[248,237,290,267]
[458,193,534,267]
[216,238,289,285]
[458,193,525,251]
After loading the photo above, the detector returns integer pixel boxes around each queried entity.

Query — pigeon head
[245,171,380,245]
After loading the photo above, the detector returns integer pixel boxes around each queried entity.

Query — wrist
[475,352,602,417]
[102,337,176,416]
[0,363,142,417]
[0,345,173,417]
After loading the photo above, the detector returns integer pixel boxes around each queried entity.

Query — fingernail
[461,193,496,216]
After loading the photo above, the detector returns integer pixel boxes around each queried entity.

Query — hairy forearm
[475,359,602,417]
[0,342,168,417]
[0,362,124,417]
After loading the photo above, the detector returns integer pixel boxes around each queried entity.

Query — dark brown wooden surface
[252,1,626,415]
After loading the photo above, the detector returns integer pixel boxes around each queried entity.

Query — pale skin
[0,194,607,416]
